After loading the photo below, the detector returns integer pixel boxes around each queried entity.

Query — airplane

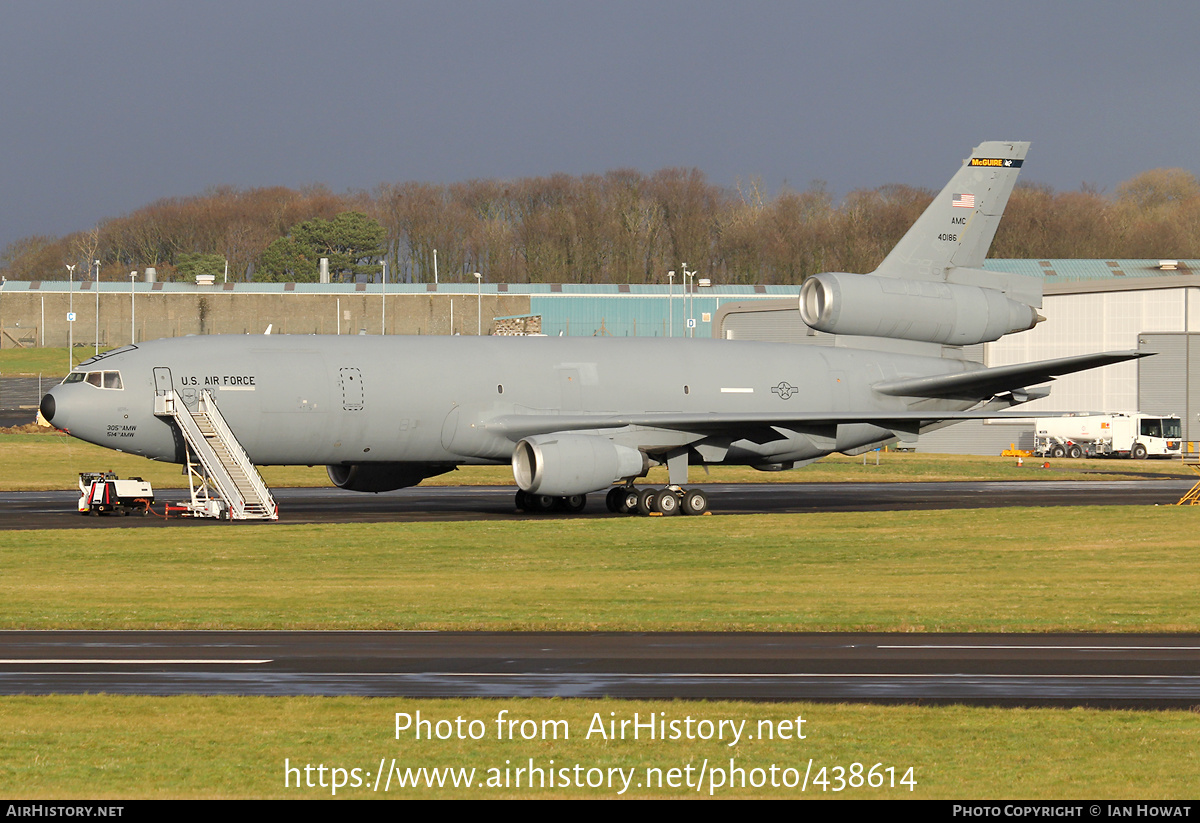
[40,141,1142,518]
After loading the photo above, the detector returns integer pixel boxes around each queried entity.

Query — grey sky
[2,1,1198,254]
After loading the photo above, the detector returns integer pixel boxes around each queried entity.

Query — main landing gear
[514,486,710,516]
[604,485,708,516]
[514,489,587,514]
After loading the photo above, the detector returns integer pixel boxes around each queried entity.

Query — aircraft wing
[871,350,1147,400]
[489,409,1060,441]
[486,350,1146,442]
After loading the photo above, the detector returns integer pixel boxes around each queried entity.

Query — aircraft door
[153,367,172,394]
[153,365,197,409]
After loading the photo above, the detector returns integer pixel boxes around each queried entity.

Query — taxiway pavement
[1,631,1197,707]
[0,478,1193,529]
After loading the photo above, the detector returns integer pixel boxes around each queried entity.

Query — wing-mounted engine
[799,272,1039,345]
[327,462,452,492]
[513,434,648,496]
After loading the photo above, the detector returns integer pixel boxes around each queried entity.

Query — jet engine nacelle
[799,272,1039,345]
[512,434,648,496]
[327,463,449,493]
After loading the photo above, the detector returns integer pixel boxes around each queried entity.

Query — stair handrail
[197,390,277,516]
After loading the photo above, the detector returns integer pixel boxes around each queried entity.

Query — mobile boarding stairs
[1179,450,1200,507]
[153,389,278,520]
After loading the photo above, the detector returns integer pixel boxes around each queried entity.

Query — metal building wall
[916,420,1036,455]
[986,288,1194,416]
[1138,333,1198,442]
[720,307,834,346]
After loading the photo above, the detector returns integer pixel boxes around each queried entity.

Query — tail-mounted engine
[799,272,1039,346]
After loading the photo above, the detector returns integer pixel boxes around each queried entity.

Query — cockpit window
[76,370,124,390]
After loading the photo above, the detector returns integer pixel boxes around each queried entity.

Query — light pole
[381,260,387,335]
[681,264,689,338]
[683,266,695,337]
[66,264,76,370]
[94,261,100,355]
[130,272,137,344]
[667,270,675,337]
[474,272,483,335]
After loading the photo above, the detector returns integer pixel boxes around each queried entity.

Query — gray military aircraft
[40,141,1140,517]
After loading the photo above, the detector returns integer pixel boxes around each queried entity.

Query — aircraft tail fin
[874,141,1029,282]
[799,141,1045,345]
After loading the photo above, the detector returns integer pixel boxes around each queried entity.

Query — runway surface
[0,477,1194,529]
[1,631,1197,707]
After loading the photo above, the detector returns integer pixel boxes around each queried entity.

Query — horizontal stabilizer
[872,350,1146,400]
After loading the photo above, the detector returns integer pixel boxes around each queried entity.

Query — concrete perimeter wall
[1,289,533,348]
[0,283,795,349]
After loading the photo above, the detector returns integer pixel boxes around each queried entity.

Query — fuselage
[43,334,977,477]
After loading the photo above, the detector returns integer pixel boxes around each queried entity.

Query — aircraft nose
[40,392,56,424]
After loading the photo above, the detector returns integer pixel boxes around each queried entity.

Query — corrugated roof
[0,280,799,296]
[984,259,1198,281]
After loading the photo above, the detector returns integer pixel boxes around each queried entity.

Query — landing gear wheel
[1068,445,1083,459]
[529,493,556,513]
[680,488,708,516]
[1050,445,1065,458]
[605,487,626,513]
[653,488,679,515]
[620,487,641,514]
[1131,443,1148,460]
[518,492,554,513]
[556,494,587,513]
[637,488,658,516]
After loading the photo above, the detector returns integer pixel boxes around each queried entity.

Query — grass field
[0,346,101,377]
[2,507,1197,631]
[2,697,1197,799]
